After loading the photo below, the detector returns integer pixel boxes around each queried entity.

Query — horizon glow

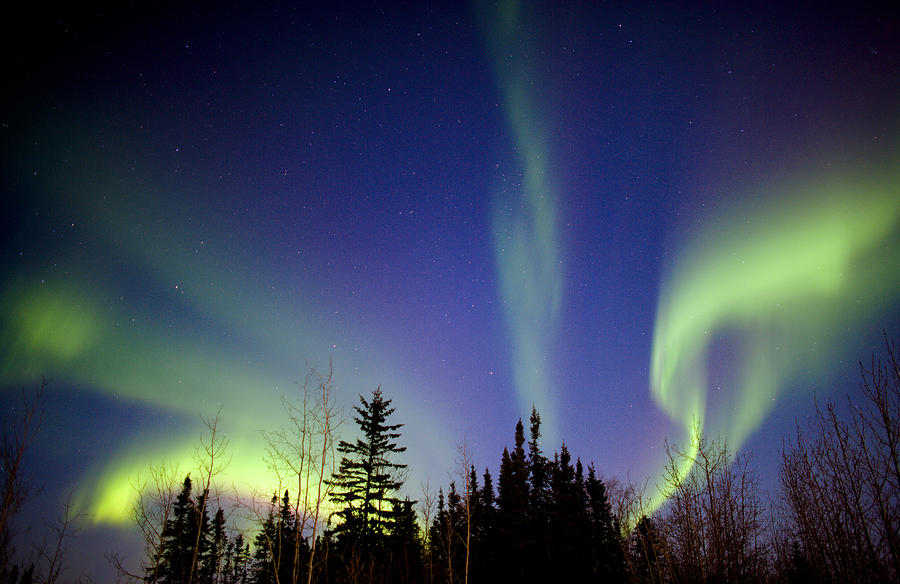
[0,131,454,524]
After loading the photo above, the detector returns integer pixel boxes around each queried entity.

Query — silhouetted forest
[2,339,899,584]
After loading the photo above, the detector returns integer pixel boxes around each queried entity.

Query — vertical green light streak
[482,0,564,438]
[647,163,900,514]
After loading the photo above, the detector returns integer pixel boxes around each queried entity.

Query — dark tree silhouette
[496,419,529,581]
[585,463,625,582]
[222,531,251,584]
[0,382,44,584]
[326,386,412,582]
[251,494,279,584]
[473,467,498,584]
[526,408,549,582]
[547,444,581,581]
[153,476,211,584]
[629,515,664,584]
[780,335,900,583]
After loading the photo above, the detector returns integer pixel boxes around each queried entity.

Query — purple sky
[1,2,898,579]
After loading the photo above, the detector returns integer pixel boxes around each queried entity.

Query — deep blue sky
[2,1,898,578]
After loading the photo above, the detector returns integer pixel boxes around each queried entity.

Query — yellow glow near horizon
[0,126,454,525]
[80,428,306,524]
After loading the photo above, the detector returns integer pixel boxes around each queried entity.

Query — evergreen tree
[526,409,549,581]
[630,516,663,584]
[223,532,251,584]
[463,464,480,583]
[473,468,498,584]
[496,420,529,582]
[446,481,463,582]
[585,464,625,582]
[154,476,191,583]
[477,468,495,538]
[527,408,549,509]
[155,475,210,584]
[548,444,582,581]
[388,498,423,584]
[200,507,226,584]
[1,532,35,584]
[272,489,310,584]
[571,458,593,580]
[429,488,451,584]
[251,494,279,584]
[276,490,300,584]
[326,386,411,578]
[314,531,341,584]
[193,492,212,584]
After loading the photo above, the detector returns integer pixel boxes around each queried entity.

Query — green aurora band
[647,160,900,515]
[482,0,564,440]
[1,123,453,525]
[1,271,293,523]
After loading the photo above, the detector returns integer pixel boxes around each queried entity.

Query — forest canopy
[2,338,898,584]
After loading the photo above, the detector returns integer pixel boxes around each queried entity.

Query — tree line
[2,339,898,583]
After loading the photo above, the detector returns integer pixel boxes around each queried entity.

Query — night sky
[2,1,898,578]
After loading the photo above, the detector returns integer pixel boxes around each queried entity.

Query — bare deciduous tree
[780,335,900,583]
[1,380,46,581]
[188,409,229,584]
[418,480,436,584]
[111,410,228,584]
[263,360,340,584]
[455,441,474,584]
[109,460,182,582]
[659,429,766,583]
[35,494,82,584]
[1,381,45,544]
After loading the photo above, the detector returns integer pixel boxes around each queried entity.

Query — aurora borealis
[483,0,564,441]
[1,1,898,577]
[648,161,900,513]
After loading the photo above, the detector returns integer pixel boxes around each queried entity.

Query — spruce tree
[388,498,423,583]
[497,420,529,582]
[548,444,580,581]
[193,492,212,584]
[155,475,211,584]
[155,476,191,583]
[586,464,625,582]
[276,490,300,584]
[526,408,549,580]
[200,507,226,584]
[326,386,410,569]
[474,468,498,584]
[527,408,549,509]
[464,464,480,582]
[630,516,663,584]
[251,494,279,584]
[429,488,451,584]
[446,481,463,581]
[223,531,251,584]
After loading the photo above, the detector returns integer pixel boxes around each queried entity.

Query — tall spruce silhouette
[327,386,408,562]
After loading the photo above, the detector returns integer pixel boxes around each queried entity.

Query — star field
[1,1,898,578]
